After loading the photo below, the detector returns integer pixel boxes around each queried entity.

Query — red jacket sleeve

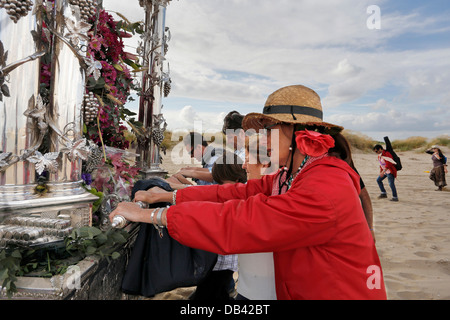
[167,167,348,255]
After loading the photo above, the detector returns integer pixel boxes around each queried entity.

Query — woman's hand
[109,203,169,226]
[109,202,147,223]
[172,171,193,184]
[134,187,172,204]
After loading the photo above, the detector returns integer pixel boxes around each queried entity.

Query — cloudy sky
[106,0,450,141]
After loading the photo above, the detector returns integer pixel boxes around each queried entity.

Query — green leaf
[112,232,128,244]
[111,252,120,260]
[77,227,91,238]
[11,250,22,259]
[95,233,108,245]
[113,64,123,72]
[86,246,97,256]
[88,227,102,238]
[121,108,136,116]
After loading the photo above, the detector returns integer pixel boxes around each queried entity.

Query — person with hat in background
[111,85,386,300]
[426,145,448,191]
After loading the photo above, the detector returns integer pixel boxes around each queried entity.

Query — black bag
[121,178,218,297]
[384,136,402,171]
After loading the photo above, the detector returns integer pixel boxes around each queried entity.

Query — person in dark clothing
[426,145,448,191]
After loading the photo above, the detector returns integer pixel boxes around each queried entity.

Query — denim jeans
[377,173,398,198]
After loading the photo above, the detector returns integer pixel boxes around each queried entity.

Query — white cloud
[333,59,363,77]
[371,99,389,110]
[163,105,227,132]
[106,0,450,139]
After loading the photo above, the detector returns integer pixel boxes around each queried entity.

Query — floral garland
[81,10,144,212]
[35,6,144,219]
[85,9,137,150]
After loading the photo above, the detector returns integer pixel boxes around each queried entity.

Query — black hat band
[263,105,323,120]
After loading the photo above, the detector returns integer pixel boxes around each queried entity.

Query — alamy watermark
[170,121,279,173]
[367,5,381,30]
[366,265,382,289]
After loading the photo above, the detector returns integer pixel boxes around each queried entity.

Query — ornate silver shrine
[0,0,99,249]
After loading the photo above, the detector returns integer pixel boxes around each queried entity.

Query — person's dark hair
[222,111,244,134]
[276,124,355,193]
[212,153,247,185]
[373,144,383,151]
[183,132,208,150]
[328,132,352,163]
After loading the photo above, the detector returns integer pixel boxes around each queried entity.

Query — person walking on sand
[373,144,398,202]
[426,145,448,191]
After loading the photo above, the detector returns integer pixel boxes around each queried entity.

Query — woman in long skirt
[427,145,448,191]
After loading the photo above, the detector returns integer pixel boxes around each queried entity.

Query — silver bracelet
[153,207,165,238]
[136,201,148,209]
[156,207,165,228]
[172,190,177,205]
[150,208,158,223]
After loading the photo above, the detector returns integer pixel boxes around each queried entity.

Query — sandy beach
[149,147,450,300]
[353,148,450,300]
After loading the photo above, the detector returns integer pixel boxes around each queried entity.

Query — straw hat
[242,85,343,133]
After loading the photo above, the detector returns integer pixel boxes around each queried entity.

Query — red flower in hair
[295,129,335,157]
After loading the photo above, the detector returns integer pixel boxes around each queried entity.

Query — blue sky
[106,0,450,141]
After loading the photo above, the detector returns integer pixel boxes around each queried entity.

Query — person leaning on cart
[110,85,387,300]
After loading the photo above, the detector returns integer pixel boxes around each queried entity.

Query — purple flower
[82,173,92,185]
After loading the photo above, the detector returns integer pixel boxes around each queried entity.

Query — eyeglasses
[263,123,278,130]
[259,123,279,135]
[263,123,279,133]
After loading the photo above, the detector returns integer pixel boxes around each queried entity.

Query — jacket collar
[294,155,361,194]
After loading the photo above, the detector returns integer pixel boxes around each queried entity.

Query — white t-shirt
[235,146,277,299]
[237,253,277,300]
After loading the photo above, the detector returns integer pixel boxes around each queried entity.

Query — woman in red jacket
[111,85,387,300]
